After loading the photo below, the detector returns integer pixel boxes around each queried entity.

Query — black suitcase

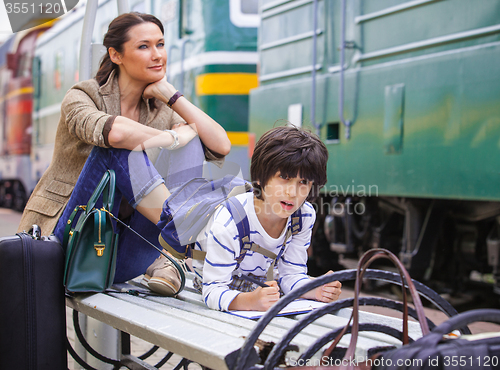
[0,232,67,370]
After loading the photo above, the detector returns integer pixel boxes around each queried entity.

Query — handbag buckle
[94,245,105,257]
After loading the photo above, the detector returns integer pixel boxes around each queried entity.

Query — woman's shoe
[143,255,181,296]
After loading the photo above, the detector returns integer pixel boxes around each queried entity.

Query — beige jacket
[18,71,220,235]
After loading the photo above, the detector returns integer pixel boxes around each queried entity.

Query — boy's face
[259,172,313,219]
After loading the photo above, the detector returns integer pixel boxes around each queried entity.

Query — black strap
[291,207,302,236]
[19,233,37,370]
[103,210,186,295]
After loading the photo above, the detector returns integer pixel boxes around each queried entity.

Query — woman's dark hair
[95,12,164,86]
[250,125,329,202]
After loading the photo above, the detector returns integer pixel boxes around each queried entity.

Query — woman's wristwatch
[162,129,179,150]
[167,91,183,107]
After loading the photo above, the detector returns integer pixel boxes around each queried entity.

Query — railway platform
[1,208,497,369]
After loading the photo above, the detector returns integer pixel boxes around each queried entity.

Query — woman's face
[114,22,166,84]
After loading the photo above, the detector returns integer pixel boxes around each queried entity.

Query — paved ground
[0,207,23,235]
[65,308,195,369]
[2,207,499,369]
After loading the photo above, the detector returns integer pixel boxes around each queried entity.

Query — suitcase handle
[29,225,41,240]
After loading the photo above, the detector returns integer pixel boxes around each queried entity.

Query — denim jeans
[54,137,205,283]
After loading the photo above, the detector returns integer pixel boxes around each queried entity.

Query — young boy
[191,125,342,311]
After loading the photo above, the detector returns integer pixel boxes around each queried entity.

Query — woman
[18,12,230,295]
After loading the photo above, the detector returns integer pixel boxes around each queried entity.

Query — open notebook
[227,299,326,319]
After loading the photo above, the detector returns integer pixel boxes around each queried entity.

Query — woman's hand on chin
[143,76,177,102]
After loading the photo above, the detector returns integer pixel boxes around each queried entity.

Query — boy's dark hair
[250,125,328,202]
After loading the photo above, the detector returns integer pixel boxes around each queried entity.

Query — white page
[227,299,326,319]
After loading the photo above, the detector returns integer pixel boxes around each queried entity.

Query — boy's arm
[200,211,241,311]
[228,281,280,311]
[300,271,342,302]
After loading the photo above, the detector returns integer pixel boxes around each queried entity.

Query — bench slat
[67,278,424,369]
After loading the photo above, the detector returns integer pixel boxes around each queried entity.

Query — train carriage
[0,0,259,209]
[249,0,500,293]
[0,25,53,211]
[161,0,259,177]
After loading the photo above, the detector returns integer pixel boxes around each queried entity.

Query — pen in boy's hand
[235,273,270,288]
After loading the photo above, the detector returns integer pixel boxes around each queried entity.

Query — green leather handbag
[63,170,119,292]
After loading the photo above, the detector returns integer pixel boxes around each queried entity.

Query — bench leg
[69,309,206,369]
[120,355,162,370]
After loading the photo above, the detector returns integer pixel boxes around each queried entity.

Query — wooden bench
[66,269,459,370]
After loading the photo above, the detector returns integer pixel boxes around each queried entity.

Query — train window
[241,0,258,14]
[32,57,41,99]
[159,0,180,43]
[287,104,303,127]
[180,0,194,36]
[229,0,260,28]
[17,52,31,78]
[160,0,177,24]
[326,122,340,143]
[132,1,145,13]
[54,50,64,90]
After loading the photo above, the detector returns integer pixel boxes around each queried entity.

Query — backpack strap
[221,197,278,270]
[247,244,277,260]
[190,197,252,261]
[191,247,207,261]
[265,208,302,280]
[291,207,302,236]
[227,182,252,198]
[224,197,252,267]
[274,208,302,262]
